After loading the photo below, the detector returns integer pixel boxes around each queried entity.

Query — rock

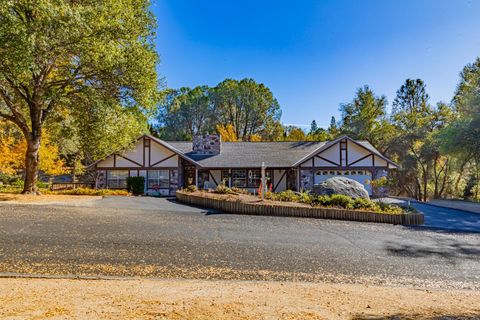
[313,177,370,199]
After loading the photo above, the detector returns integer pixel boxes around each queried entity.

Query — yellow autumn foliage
[216,124,238,142]
[249,134,262,142]
[0,124,66,175]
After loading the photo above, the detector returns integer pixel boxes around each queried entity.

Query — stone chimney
[192,133,221,155]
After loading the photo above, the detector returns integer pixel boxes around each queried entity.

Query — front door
[184,165,196,187]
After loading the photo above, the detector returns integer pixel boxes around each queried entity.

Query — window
[221,170,230,187]
[107,170,128,188]
[247,169,261,188]
[198,171,210,189]
[232,169,247,188]
[148,170,169,189]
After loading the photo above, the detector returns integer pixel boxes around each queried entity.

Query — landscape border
[176,191,424,225]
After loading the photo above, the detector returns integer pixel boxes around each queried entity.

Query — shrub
[275,190,300,202]
[214,184,235,194]
[185,185,197,193]
[126,176,145,195]
[376,201,403,214]
[0,173,22,185]
[326,194,355,209]
[53,188,129,196]
[353,198,380,211]
[36,181,50,189]
[298,191,313,204]
[231,187,249,195]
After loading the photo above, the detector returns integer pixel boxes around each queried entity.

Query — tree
[390,79,435,201]
[310,120,318,134]
[216,124,238,142]
[439,58,480,198]
[0,121,65,175]
[284,126,306,141]
[0,0,159,193]
[212,78,282,141]
[158,86,214,140]
[339,85,391,148]
[327,116,339,138]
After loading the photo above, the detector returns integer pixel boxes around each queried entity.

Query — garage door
[314,170,372,195]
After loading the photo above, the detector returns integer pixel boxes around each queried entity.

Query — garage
[314,170,372,195]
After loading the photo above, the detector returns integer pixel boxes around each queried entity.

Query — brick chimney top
[192,133,221,155]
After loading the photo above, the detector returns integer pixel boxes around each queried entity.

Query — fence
[176,191,424,225]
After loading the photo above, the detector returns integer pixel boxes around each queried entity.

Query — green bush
[185,185,197,192]
[353,197,380,211]
[326,194,355,209]
[126,176,145,195]
[376,201,403,214]
[36,181,50,189]
[0,173,22,185]
[275,190,300,202]
[214,184,235,194]
[298,191,313,204]
[52,188,129,196]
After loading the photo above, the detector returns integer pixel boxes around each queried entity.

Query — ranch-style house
[91,134,398,197]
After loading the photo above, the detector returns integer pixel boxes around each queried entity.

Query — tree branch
[0,86,30,136]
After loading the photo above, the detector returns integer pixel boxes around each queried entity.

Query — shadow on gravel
[165,198,221,215]
[384,237,480,264]
[352,314,480,320]
[405,225,480,235]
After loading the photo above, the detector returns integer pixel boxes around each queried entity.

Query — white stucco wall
[316,143,340,165]
[347,141,370,164]
[150,141,178,167]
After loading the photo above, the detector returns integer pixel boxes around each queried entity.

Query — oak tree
[0,0,159,193]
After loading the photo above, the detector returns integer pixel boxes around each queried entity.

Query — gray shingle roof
[167,141,327,168]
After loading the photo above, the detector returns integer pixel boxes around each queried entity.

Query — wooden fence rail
[176,191,424,225]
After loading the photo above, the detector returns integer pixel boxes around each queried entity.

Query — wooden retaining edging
[176,192,424,225]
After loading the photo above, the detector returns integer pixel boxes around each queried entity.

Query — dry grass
[0,193,101,204]
[0,277,479,320]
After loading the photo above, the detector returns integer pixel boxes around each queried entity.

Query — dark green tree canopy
[157,78,282,141]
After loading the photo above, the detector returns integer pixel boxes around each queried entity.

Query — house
[91,134,398,196]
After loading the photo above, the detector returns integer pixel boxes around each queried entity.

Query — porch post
[195,167,199,188]
[296,166,300,192]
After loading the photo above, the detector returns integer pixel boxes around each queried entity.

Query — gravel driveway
[0,197,479,290]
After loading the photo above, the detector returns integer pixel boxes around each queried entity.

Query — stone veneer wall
[192,134,221,155]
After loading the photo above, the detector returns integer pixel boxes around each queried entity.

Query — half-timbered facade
[91,134,398,196]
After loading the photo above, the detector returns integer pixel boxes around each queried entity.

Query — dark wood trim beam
[347,154,373,167]
[150,153,176,167]
[116,154,143,167]
[316,156,340,166]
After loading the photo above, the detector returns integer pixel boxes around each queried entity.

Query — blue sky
[153,0,480,129]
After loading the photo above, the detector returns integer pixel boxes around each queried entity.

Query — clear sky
[153,0,480,129]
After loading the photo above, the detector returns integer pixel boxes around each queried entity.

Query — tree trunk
[22,135,42,194]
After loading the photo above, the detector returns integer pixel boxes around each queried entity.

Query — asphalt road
[380,198,480,233]
[0,198,479,289]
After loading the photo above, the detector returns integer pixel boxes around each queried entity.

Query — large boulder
[313,177,370,199]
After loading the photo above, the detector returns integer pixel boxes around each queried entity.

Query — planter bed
[176,191,424,225]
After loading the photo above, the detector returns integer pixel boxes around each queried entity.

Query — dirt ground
[0,277,479,320]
